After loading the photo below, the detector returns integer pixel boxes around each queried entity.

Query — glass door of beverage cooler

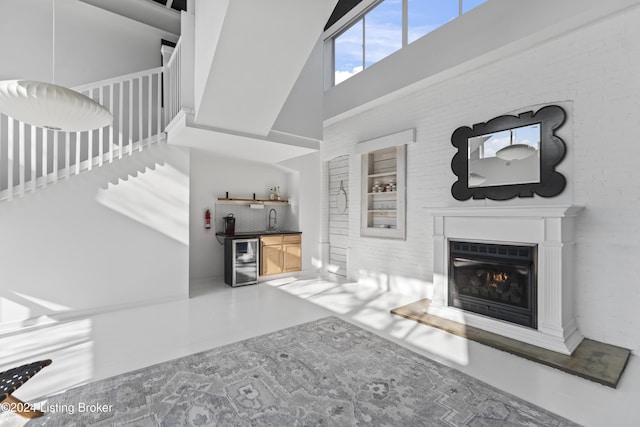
[225,238,259,286]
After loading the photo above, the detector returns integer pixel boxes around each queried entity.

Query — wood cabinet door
[261,244,283,276]
[283,243,301,273]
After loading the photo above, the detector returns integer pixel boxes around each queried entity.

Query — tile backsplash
[214,203,290,233]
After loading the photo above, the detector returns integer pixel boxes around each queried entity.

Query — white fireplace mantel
[429,205,584,355]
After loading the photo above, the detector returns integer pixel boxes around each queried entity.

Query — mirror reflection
[467,123,541,187]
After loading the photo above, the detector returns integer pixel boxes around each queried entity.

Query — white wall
[279,152,323,273]
[0,0,176,87]
[0,144,190,329]
[322,5,640,351]
[193,0,229,118]
[272,38,325,141]
[189,149,293,281]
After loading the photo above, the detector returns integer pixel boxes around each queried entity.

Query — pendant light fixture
[0,0,112,132]
[495,129,536,161]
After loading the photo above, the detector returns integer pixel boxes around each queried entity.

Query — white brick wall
[322,6,640,350]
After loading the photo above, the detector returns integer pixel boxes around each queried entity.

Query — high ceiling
[148,0,187,13]
[83,0,357,37]
[80,0,182,34]
[325,0,362,30]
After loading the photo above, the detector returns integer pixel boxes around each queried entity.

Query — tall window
[334,20,364,84]
[365,1,402,68]
[332,0,487,86]
[407,0,458,45]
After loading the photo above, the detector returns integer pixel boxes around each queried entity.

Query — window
[331,0,487,86]
[407,0,458,44]
[365,0,402,68]
[462,0,486,13]
[334,20,364,84]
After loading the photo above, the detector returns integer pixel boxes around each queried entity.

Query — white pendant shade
[495,143,536,161]
[0,80,112,132]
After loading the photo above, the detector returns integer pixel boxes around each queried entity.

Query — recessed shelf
[361,145,406,239]
[368,171,397,178]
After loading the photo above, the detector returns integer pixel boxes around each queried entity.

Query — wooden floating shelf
[217,198,289,205]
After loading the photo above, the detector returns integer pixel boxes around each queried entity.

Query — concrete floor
[1,274,638,426]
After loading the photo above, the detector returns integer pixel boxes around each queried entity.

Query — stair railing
[0,67,164,202]
[163,37,183,127]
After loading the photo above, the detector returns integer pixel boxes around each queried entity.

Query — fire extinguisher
[205,209,211,230]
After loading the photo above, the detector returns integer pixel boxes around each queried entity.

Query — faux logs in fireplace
[449,241,537,328]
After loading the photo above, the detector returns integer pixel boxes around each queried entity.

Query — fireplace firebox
[449,241,537,328]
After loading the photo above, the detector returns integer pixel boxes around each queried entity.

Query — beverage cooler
[224,238,259,286]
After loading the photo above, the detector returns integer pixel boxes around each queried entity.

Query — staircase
[0,67,165,202]
[0,0,338,201]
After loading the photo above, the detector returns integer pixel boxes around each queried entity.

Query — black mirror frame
[451,105,567,201]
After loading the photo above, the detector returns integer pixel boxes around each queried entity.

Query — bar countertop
[215,231,302,239]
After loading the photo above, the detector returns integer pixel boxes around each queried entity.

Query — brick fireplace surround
[429,205,583,355]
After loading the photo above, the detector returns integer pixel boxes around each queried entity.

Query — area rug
[2,317,577,426]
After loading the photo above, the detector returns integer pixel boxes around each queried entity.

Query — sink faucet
[268,208,277,231]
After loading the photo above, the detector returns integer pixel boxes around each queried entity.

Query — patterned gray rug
[3,317,577,426]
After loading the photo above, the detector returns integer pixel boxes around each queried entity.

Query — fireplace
[429,206,584,355]
[449,241,537,328]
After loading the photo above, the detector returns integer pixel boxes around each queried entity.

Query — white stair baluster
[156,71,162,139]
[99,87,104,166]
[31,125,37,191]
[175,49,180,119]
[18,121,25,196]
[129,79,133,156]
[52,131,58,183]
[138,76,143,151]
[109,83,114,163]
[8,119,14,200]
[88,128,93,170]
[119,81,124,159]
[75,131,81,176]
[42,128,48,188]
[148,74,152,148]
[64,129,70,180]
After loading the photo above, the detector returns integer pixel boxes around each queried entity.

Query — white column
[431,215,447,308]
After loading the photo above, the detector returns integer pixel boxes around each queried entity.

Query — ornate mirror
[451,105,567,201]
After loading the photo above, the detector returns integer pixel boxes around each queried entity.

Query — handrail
[73,67,164,92]
[165,37,182,69]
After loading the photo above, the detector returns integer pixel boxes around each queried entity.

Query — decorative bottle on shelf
[275,186,281,200]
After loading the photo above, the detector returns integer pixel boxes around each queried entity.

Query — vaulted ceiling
[325,0,363,30]
[148,0,187,13]
[80,0,183,34]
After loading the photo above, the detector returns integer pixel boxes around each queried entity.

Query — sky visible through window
[365,0,402,68]
[408,0,457,45]
[334,0,487,85]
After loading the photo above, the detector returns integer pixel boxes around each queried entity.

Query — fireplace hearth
[449,241,536,328]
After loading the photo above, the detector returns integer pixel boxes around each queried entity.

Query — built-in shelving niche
[356,129,414,239]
